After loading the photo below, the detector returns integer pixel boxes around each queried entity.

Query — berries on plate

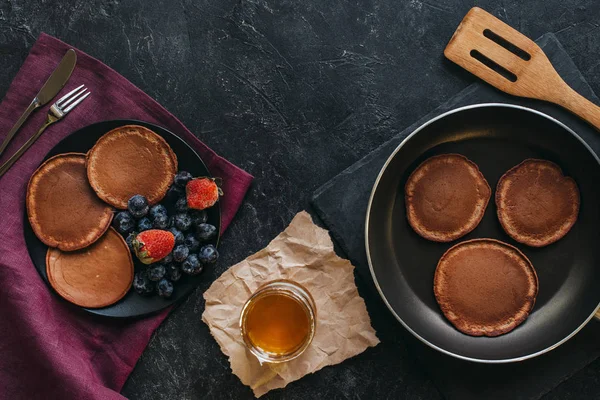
[165,263,182,282]
[129,171,221,299]
[137,217,153,232]
[149,204,168,220]
[168,227,185,245]
[175,197,188,213]
[173,244,190,262]
[159,252,173,265]
[128,194,149,218]
[181,254,203,275]
[199,244,219,264]
[133,229,176,264]
[184,234,200,252]
[196,223,217,241]
[157,278,174,298]
[133,271,155,295]
[153,213,169,229]
[174,171,193,187]
[125,232,137,252]
[174,213,192,232]
[190,210,208,228]
[186,178,222,210]
[166,185,184,202]
[113,211,135,235]
[147,264,166,281]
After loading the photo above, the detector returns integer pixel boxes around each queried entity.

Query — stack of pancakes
[405,154,579,336]
[27,125,177,308]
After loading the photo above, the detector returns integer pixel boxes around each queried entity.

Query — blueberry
[174,171,193,187]
[198,244,219,264]
[175,197,188,213]
[112,211,135,235]
[173,245,190,262]
[190,210,208,228]
[147,264,166,281]
[149,204,168,220]
[168,227,185,245]
[125,232,137,252]
[196,223,217,241]
[137,217,153,232]
[174,213,192,231]
[184,234,200,252]
[159,253,173,265]
[128,195,149,218]
[157,278,174,298]
[133,271,155,295]
[168,215,175,228]
[165,263,182,282]
[153,213,169,229]
[181,254,203,275]
[166,185,184,202]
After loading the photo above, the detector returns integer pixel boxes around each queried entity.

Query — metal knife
[0,49,77,157]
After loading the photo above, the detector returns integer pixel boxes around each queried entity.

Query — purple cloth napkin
[0,33,253,399]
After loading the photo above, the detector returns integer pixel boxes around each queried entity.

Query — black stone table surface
[2,1,600,398]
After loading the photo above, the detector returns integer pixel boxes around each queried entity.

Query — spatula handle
[549,81,600,131]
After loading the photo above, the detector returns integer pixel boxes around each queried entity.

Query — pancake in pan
[433,239,538,337]
[46,227,134,308]
[87,125,178,209]
[496,159,579,247]
[27,153,113,251]
[405,154,491,242]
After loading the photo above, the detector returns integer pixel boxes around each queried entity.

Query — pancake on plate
[496,159,580,247]
[27,153,113,251]
[433,238,538,337]
[87,125,178,209]
[405,154,491,242]
[46,227,134,308]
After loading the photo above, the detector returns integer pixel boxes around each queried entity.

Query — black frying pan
[366,103,600,363]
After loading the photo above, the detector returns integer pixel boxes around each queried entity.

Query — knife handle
[0,98,40,157]
[0,115,56,178]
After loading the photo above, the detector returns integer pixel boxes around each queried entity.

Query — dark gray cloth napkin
[311,33,600,400]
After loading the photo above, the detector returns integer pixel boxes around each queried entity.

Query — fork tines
[57,84,91,113]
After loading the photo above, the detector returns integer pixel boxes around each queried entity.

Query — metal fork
[0,85,90,178]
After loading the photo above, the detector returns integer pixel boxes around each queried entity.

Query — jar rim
[239,279,317,363]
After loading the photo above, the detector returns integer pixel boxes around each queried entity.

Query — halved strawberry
[186,177,223,210]
[133,229,175,264]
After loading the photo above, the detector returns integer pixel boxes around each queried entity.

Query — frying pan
[365,103,600,363]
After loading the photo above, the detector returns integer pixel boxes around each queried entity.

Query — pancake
[405,154,491,242]
[87,125,178,209]
[27,153,113,251]
[434,239,538,337]
[496,159,580,247]
[46,228,134,308]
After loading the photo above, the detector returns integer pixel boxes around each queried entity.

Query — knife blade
[0,49,77,157]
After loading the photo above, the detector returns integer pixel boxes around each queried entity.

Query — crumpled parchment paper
[202,211,380,397]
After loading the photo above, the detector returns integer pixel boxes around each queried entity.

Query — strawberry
[133,229,175,264]
[186,177,223,210]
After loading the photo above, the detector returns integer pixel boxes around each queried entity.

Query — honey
[245,293,310,355]
[240,280,316,363]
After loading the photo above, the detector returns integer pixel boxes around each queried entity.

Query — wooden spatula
[445,7,600,130]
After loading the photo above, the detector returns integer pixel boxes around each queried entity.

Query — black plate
[24,120,221,318]
[366,104,600,362]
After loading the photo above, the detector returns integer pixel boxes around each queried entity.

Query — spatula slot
[483,29,531,61]
[470,50,518,82]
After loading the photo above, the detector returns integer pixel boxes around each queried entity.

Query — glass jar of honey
[240,280,317,363]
